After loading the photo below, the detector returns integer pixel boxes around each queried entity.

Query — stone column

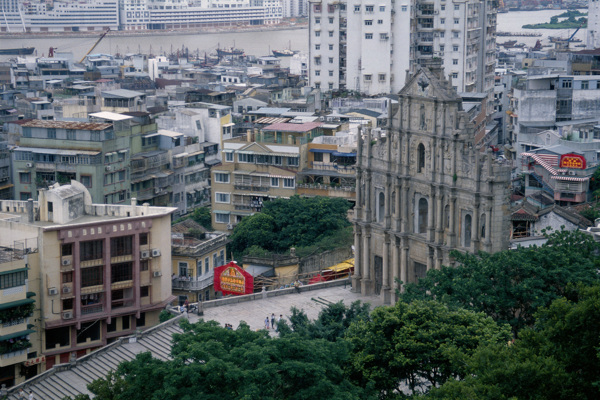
[392,236,399,303]
[393,180,401,231]
[485,206,493,250]
[384,175,391,228]
[352,226,362,291]
[428,191,435,242]
[361,233,372,295]
[381,235,391,304]
[435,188,444,245]
[400,237,409,289]
[448,196,457,248]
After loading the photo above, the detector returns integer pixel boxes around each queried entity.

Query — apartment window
[225,152,234,162]
[62,272,73,284]
[378,19,383,24]
[315,17,320,23]
[354,5,360,11]
[315,70,321,76]
[441,5,445,10]
[178,261,188,276]
[214,172,229,183]
[401,5,407,11]
[215,192,230,203]
[140,286,149,297]
[453,45,459,51]
[452,72,458,79]
[379,73,386,82]
[62,298,73,311]
[329,70,334,76]
[364,74,372,82]
[215,213,229,224]
[110,236,133,257]
[329,30,334,37]
[454,18,459,24]
[315,44,320,50]
[283,178,295,188]
[111,262,133,283]
[66,130,76,140]
[315,30,321,37]
[365,20,373,25]
[329,17,333,23]
[139,233,148,246]
[313,152,324,162]
[440,18,445,24]
[365,5,374,12]
[379,5,385,11]
[365,33,373,39]
[80,175,92,188]
[329,83,334,90]
[453,59,458,65]
[80,240,103,262]
[453,32,459,38]
[440,45,445,52]
[329,44,334,50]
[315,57,321,65]
[81,266,103,287]
[271,177,279,187]
[0,270,27,289]
[62,243,73,256]
[288,157,299,166]
[380,33,388,40]
[47,129,56,139]
[581,81,589,89]
[19,172,30,184]
[454,4,459,10]
[315,83,321,89]
[140,259,149,271]
[122,316,130,331]
[205,257,210,273]
[213,253,218,269]
[329,57,334,63]
[440,32,445,38]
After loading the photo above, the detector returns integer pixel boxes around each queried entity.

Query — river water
[0,9,589,61]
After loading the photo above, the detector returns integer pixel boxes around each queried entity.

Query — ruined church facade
[352,67,511,304]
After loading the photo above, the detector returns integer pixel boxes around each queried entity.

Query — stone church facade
[352,66,511,304]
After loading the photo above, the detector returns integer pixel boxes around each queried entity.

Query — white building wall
[588,0,600,49]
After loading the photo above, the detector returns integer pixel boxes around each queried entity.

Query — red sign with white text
[213,262,254,296]
[560,153,586,169]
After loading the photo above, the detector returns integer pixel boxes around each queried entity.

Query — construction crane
[79,28,110,63]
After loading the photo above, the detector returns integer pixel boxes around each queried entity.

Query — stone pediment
[239,142,272,153]
[399,67,461,102]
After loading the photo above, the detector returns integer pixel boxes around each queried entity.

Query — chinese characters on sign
[560,154,586,169]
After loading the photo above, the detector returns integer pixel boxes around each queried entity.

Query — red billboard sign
[560,153,586,169]
[213,262,254,296]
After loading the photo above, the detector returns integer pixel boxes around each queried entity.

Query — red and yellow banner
[560,154,586,169]
[213,262,254,296]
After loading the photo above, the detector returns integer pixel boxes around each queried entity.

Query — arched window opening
[391,191,396,215]
[445,204,450,229]
[480,214,486,239]
[378,192,385,223]
[418,198,428,234]
[417,143,425,173]
[464,214,472,248]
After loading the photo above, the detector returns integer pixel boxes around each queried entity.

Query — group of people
[224,323,233,330]
[264,313,284,331]
[17,389,34,400]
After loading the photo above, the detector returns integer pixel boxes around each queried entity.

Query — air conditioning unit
[61,259,71,266]
[227,224,233,230]
[62,311,73,319]
[62,286,71,294]
[434,10,439,14]
[154,188,161,194]
[153,271,162,278]
[105,165,112,171]
[26,163,34,168]
[48,287,58,296]
[568,171,576,176]
[151,249,161,257]
[140,250,150,259]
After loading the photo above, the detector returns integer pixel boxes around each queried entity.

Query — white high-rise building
[308,0,496,100]
[588,0,600,49]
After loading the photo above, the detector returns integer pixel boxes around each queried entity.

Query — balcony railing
[81,304,103,315]
[172,272,214,291]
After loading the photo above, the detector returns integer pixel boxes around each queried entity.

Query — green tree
[345,300,511,398]
[228,212,277,257]
[428,286,600,400]
[82,320,373,400]
[400,229,600,334]
[191,207,212,230]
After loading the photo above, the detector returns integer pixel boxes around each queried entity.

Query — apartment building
[308,0,496,100]
[0,181,176,374]
[211,122,323,231]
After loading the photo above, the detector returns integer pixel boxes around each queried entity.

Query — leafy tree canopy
[399,229,600,334]
[229,196,352,257]
[345,300,511,398]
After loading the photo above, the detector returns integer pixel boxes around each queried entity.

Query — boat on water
[216,47,244,57]
[0,47,35,55]
[272,49,297,57]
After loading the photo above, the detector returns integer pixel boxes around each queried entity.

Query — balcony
[81,304,103,315]
[172,272,214,291]
[0,349,27,367]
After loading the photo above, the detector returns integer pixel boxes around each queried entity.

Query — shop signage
[560,154,586,169]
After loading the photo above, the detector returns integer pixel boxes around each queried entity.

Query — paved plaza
[188,283,385,331]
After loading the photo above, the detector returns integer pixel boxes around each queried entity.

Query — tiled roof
[8,317,185,400]
[262,122,323,132]
[12,120,112,131]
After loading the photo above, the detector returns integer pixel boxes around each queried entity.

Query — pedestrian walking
[270,313,275,329]
[264,316,270,330]
[18,388,26,400]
